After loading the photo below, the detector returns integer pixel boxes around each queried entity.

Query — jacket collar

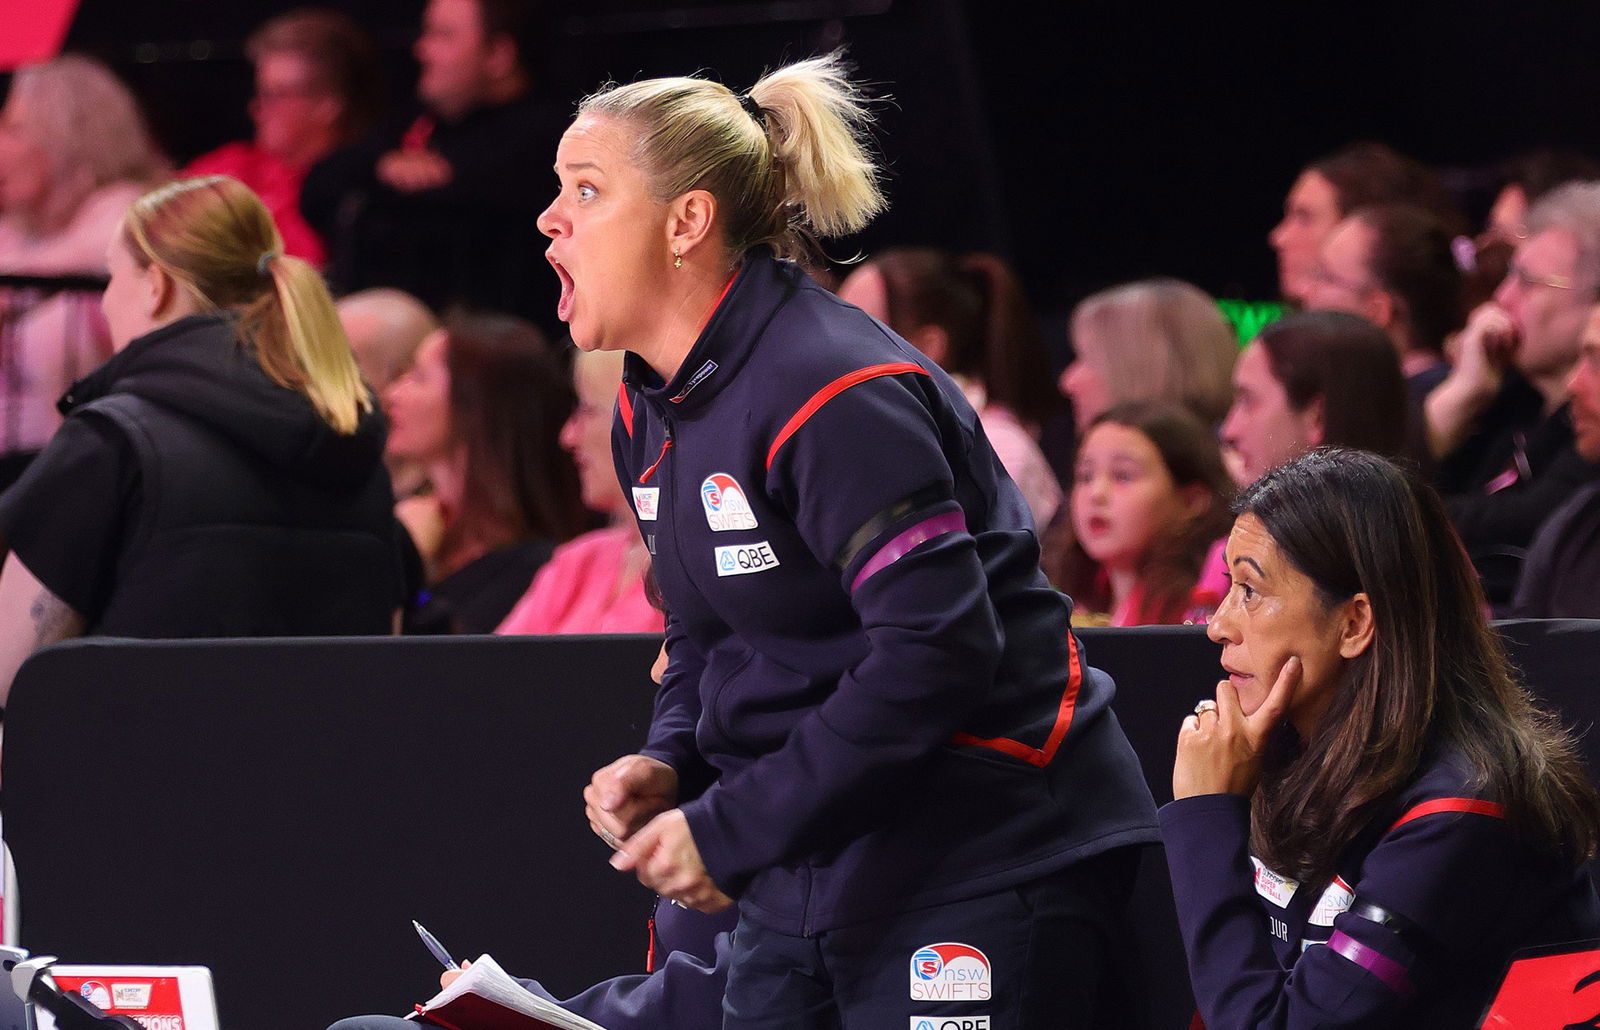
[623,251,801,417]
[61,313,237,413]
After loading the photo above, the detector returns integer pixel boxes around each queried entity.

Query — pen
[413,920,459,971]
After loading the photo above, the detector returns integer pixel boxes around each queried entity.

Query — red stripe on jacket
[618,383,634,438]
[1387,797,1505,834]
[765,363,930,470]
[949,631,1083,767]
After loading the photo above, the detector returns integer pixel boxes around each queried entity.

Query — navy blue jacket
[519,901,733,1030]
[1161,747,1600,1028]
[613,253,1158,935]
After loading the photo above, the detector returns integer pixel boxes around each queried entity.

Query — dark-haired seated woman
[384,312,585,633]
[1163,448,1600,1027]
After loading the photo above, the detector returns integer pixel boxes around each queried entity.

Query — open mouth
[1083,515,1111,536]
[548,253,575,322]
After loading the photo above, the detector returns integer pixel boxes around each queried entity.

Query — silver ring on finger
[597,826,623,851]
[1193,699,1219,717]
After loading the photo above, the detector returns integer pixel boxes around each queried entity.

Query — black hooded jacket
[0,314,402,636]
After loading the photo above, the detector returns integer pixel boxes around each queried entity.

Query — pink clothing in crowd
[184,143,326,266]
[0,181,139,455]
[956,380,1061,529]
[496,525,663,635]
[1194,537,1230,609]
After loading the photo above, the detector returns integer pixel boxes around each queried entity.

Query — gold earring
[673,249,682,269]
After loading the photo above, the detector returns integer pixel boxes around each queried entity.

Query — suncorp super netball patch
[909,942,992,1001]
[701,473,758,531]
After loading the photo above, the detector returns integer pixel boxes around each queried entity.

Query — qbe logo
[909,1018,990,1030]
[701,473,759,531]
[713,541,781,577]
[909,942,992,1001]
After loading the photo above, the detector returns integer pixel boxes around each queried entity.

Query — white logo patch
[701,473,758,531]
[1308,876,1355,927]
[632,486,660,521]
[910,942,992,1002]
[715,541,781,577]
[910,1019,990,1030]
[1251,856,1300,908]
[112,984,153,1009]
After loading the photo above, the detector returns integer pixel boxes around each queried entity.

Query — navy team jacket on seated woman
[612,252,1159,935]
[1161,744,1600,1028]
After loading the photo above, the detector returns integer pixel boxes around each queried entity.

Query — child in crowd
[1053,402,1233,626]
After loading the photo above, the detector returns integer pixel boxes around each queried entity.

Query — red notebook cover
[414,994,576,1030]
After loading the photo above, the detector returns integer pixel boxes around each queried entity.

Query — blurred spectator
[184,9,381,266]
[302,0,563,328]
[0,54,169,490]
[836,247,1062,527]
[1050,402,1233,626]
[497,348,663,635]
[1270,141,1461,306]
[1062,278,1237,431]
[337,287,438,499]
[385,311,583,633]
[1220,310,1410,487]
[338,287,438,394]
[1485,150,1600,247]
[1429,181,1600,605]
[0,175,400,701]
[1303,203,1463,405]
[1514,303,1600,617]
[1467,151,1600,312]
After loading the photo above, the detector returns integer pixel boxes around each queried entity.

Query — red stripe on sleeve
[1386,797,1505,834]
[765,363,931,470]
[949,631,1083,768]
[618,382,634,438]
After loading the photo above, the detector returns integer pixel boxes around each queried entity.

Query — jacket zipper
[639,423,674,483]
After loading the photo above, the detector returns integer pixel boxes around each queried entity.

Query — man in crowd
[1512,303,1600,617]
[185,9,381,266]
[1426,181,1600,606]
[301,0,561,328]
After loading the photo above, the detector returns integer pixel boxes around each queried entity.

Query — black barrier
[3,635,664,1030]
[5,623,1600,1030]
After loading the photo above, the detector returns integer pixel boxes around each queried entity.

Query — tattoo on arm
[29,587,79,648]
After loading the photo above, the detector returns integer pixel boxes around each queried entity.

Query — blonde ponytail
[746,52,885,240]
[578,50,885,261]
[256,255,371,434]
[124,176,372,434]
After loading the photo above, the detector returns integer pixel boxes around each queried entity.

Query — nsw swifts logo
[909,942,992,1001]
[701,473,758,531]
[78,982,113,1009]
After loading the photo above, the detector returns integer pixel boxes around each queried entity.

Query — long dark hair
[1309,140,1464,236]
[865,247,1058,429]
[1352,202,1465,357]
[1052,402,1233,623]
[1241,449,1600,883]
[1256,310,1414,466]
[440,312,584,562]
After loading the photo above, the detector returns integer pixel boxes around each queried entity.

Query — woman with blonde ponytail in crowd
[562,53,1157,1027]
[0,175,402,704]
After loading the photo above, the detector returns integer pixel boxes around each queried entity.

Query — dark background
[37,0,1600,360]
